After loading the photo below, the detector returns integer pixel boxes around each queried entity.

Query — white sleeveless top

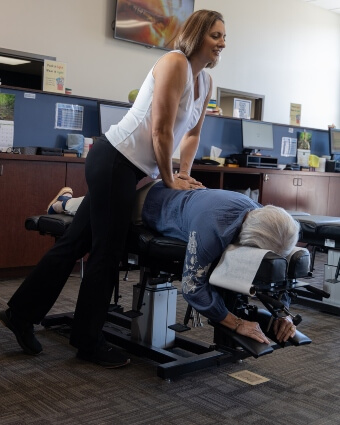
[105,50,211,179]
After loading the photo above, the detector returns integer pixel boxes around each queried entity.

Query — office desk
[0,155,339,277]
[173,163,339,217]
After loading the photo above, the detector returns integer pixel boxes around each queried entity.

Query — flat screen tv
[241,119,274,154]
[98,101,130,135]
[113,0,195,50]
[329,128,340,159]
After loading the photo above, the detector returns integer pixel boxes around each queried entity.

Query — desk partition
[0,86,330,165]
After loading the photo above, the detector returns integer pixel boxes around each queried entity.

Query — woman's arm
[177,74,212,183]
[152,54,212,190]
[152,52,189,189]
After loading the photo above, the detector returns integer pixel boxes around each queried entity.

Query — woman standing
[0,10,226,368]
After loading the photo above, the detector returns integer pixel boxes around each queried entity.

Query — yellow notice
[229,370,270,385]
[43,60,67,94]
[290,103,302,126]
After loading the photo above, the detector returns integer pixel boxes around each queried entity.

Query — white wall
[0,0,339,129]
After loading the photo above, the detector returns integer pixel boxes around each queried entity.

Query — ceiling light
[0,56,31,65]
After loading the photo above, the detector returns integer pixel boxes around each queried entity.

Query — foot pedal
[168,323,191,332]
[122,310,143,318]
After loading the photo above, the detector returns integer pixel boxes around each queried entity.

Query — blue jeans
[9,137,146,352]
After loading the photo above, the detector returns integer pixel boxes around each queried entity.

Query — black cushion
[294,215,340,248]
[25,214,73,237]
[287,249,310,279]
[25,215,311,282]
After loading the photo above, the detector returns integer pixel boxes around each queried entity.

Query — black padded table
[23,213,314,379]
[294,215,340,250]
[291,214,340,314]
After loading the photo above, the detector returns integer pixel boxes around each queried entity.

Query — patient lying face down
[142,181,300,345]
[47,181,300,345]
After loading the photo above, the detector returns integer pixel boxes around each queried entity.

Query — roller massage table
[291,214,340,314]
[25,213,317,379]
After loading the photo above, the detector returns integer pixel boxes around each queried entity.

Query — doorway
[0,48,55,90]
[216,87,265,120]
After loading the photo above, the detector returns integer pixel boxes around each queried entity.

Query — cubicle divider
[199,114,330,165]
[1,87,99,149]
[0,86,330,164]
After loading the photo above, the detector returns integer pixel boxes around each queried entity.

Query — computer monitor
[329,128,340,159]
[98,101,130,135]
[241,119,274,154]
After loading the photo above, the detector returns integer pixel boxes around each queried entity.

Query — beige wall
[0,0,339,129]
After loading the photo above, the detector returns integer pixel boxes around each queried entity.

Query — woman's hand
[273,317,296,343]
[172,172,205,190]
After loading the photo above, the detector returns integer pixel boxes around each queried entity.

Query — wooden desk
[174,163,340,216]
[0,154,87,274]
[0,155,339,275]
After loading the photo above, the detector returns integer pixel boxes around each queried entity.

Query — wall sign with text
[43,60,67,94]
[233,98,251,119]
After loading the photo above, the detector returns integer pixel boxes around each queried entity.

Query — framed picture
[233,98,251,119]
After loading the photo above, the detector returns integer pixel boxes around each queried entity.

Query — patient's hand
[273,317,296,343]
[235,320,271,344]
[220,313,270,344]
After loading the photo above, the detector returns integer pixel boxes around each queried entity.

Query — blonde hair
[238,205,300,257]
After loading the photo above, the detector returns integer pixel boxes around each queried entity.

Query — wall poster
[290,103,301,126]
[233,98,251,119]
[43,60,67,94]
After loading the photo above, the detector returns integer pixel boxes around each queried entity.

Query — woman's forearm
[179,134,199,175]
[152,130,175,188]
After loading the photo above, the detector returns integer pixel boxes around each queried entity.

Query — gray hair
[238,205,300,257]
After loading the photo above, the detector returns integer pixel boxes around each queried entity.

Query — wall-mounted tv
[113,0,195,51]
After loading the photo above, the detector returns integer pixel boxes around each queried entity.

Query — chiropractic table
[291,214,340,314]
[24,212,333,380]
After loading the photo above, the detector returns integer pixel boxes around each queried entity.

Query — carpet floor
[1,250,340,425]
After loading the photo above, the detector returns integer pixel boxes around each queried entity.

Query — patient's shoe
[0,309,43,355]
[47,187,73,214]
[77,341,130,368]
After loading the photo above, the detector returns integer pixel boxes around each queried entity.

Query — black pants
[8,137,146,352]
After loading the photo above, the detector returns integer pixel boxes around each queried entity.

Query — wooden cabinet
[296,175,330,215]
[0,154,87,273]
[176,163,339,217]
[186,165,262,192]
[0,156,339,276]
[261,172,330,215]
[260,173,297,210]
[189,168,224,189]
[66,162,88,196]
[327,177,340,216]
